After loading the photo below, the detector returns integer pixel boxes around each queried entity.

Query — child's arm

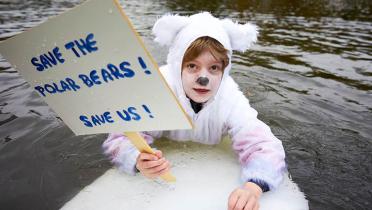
[227,93,286,191]
[102,131,162,175]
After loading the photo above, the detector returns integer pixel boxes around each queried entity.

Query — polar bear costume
[103,12,286,191]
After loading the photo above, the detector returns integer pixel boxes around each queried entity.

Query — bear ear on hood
[220,19,259,52]
[152,13,191,46]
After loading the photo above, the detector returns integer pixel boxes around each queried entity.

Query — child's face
[182,50,224,103]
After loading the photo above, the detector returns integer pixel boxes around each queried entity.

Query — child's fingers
[142,157,166,169]
[138,152,159,161]
[234,196,248,210]
[253,202,259,210]
[228,191,239,210]
[154,164,170,176]
[147,160,169,174]
[154,150,163,158]
[146,160,169,174]
[241,197,255,210]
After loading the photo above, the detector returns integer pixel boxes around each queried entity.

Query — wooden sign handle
[124,132,176,182]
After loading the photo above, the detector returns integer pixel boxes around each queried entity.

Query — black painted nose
[196,77,209,86]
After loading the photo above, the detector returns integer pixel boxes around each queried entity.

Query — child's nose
[196,76,209,86]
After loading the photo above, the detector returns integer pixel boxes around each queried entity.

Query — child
[103,12,286,210]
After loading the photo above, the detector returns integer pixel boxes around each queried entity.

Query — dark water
[0,0,371,209]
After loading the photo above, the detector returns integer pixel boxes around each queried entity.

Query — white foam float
[61,138,309,210]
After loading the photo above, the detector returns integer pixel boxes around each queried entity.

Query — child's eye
[188,64,196,68]
[187,63,198,71]
[210,65,221,73]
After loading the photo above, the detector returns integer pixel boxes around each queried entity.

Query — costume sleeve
[227,94,286,191]
[102,131,162,175]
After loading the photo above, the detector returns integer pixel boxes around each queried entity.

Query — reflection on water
[165,0,371,21]
[0,0,371,209]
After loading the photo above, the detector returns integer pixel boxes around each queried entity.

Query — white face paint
[182,50,223,103]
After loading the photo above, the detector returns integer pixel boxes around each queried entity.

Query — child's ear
[152,13,190,46]
[220,19,259,52]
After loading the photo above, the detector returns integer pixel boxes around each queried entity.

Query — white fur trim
[152,13,191,46]
[115,145,140,175]
[241,157,286,190]
[221,19,259,52]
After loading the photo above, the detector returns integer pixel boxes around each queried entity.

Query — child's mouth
[193,88,209,94]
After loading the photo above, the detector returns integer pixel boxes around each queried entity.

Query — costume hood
[152,12,258,111]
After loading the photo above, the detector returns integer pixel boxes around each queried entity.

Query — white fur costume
[103,12,286,190]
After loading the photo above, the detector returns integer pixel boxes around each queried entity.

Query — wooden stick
[124,132,176,182]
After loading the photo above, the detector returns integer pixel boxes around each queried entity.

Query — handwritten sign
[0,0,192,135]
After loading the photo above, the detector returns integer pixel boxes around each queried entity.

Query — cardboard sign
[0,0,192,135]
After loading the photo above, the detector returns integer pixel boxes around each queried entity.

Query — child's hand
[227,182,263,210]
[135,150,171,179]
